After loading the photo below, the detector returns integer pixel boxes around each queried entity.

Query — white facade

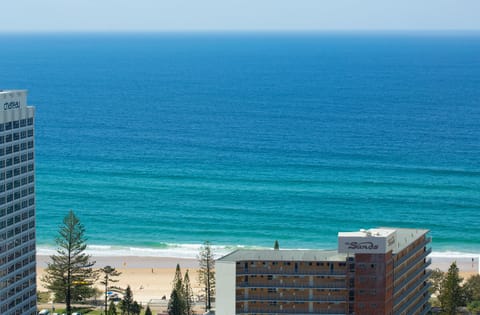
[338,228,397,254]
[0,90,37,315]
[216,260,236,315]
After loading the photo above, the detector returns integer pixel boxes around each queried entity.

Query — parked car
[38,310,50,315]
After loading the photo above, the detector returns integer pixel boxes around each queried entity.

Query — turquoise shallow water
[0,33,479,257]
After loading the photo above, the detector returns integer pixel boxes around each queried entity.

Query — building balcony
[394,281,430,314]
[238,282,347,290]
[394,249,431,281]
[409,293,431,315]
[237,309,346,315]
[238,269,346,277]
[236,295,346,303]
[394,237,431,268]
[394,269,432,295]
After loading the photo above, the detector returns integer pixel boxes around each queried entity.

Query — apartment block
[217,227,431,315]
[0,90,37,315]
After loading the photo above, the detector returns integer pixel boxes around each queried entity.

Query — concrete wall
[216,260,236,315]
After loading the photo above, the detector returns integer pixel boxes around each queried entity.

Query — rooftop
[0,90,27,96]
[218,227,430,262]
[389,227,429,253]
[217,249,347,262]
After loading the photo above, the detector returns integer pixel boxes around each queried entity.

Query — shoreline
[36,244,480,260]
[36,254,480,271]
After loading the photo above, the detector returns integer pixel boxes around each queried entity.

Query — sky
[1,0,480,32]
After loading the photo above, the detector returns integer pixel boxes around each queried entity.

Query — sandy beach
[36,254,479,305]
[37,255,204,309]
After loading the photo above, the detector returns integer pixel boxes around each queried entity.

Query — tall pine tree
[41,210,97,315]
[183,270,194,315]
[120,285,134,315]
[100,266,122,315]
[439,262,465,314]
[172,263,184,295]
[168,289,184,315]
[144,305,152,315]
[198,241,215,311]
[108,300,117,315]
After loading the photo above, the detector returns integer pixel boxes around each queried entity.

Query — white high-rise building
[0,90,37,315]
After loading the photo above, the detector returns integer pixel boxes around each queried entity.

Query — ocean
[0,32,479,258]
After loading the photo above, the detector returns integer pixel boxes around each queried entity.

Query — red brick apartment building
[216,228,431,315]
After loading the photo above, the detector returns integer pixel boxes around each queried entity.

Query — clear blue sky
[2,0,480,32]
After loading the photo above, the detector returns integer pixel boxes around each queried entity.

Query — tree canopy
[100,265,122,315]
[274,240,279,250]
[198,241,215,311]
[184,270,194,315]
[438,262,465,314]
[120,285,134,315]
[41,210,97,315]
[168,289,184,315]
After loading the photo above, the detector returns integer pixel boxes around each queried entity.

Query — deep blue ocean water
[0,32,479,257]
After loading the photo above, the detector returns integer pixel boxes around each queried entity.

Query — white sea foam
[429,251,480,258]
[37,243,244,259]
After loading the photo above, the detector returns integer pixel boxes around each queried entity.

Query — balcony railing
[236,295,346,303]
[394,282,430,314]
[238,269,347,276]
[395,289,430,315]
[237,309,346,315]
[238,282,347,289]
[394,249,431,281]
[394,237,431,268]
[394,269,432,295]
[409,294,432,315]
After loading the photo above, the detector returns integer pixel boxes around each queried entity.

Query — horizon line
[1,29,480,35]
